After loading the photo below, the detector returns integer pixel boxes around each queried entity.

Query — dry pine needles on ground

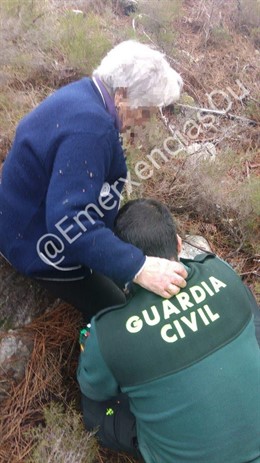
[0,303,81,462]
[0,303,137,463]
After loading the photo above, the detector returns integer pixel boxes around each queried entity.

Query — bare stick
[177,103,258,124]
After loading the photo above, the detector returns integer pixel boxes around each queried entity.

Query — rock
[179,92,196,106]
[0,255,55,331]
[117,0,138,15]
[185,142,216,165]
[0,255,55,402]
[180,235,212,259]
[0,332,33,402]
[71,9,84,15]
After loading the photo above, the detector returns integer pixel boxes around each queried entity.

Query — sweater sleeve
[77,320,120,401]
[45,131,145,284]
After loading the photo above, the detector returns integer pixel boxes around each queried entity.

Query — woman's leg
[37,272,126,321]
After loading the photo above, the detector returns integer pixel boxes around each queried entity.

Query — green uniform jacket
[77,254,260,463]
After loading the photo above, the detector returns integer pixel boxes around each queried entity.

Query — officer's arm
[77,320,120,401]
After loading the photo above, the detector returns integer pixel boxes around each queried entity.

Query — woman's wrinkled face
[115,88,156,132]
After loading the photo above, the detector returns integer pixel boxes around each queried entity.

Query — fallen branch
[240,271,260,277]
[176,103,258,125]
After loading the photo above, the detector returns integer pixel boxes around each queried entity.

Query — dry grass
[0,0,114,152]
[123,0,260,275]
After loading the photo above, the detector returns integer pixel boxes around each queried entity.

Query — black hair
[114,198,178,260]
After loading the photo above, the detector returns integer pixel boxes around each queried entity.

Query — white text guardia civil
[126,277,226,343]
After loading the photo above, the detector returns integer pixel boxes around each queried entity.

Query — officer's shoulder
[94,299,131,324]
[180,251,216,265]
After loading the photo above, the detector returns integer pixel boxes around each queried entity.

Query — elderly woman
[0,40,187,319]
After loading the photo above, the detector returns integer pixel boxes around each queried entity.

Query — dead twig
[176,103,259,125]
[240,271,260,277]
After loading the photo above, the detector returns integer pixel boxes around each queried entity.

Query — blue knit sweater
[0,78,145,282]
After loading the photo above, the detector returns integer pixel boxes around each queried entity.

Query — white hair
[93,40,183,108]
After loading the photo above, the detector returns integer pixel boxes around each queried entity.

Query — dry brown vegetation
[0,303,137,463]
[0,0,259,462]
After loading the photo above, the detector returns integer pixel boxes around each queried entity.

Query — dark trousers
[37,272,126,322]
[81,393,143,460]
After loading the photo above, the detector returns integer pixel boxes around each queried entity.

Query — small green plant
[181,149,260,254]
[0,89,42,139]
[139,0,182,24]
[250,26,260,47]
[236,0,260,46]
[208,26,232,46]
[0,1,114,142]
[238,176,260,253]
[238,0,260,28]
[0,0,43,22]
[132,0,182,54]
[26,402,98,463]
[245,100,260,123]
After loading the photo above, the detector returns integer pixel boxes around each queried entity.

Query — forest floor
[0,0,259,462]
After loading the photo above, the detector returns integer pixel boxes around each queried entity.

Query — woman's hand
[133,256,188,298]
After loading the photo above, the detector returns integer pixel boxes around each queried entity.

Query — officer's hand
[133,256,187,298]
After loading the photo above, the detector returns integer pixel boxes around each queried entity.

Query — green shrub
[0,1,113,140]
[237,0,260,46]
[177,149,260,254]
[132,0,182,54]
[138,0,182,24]
[238,0,260,28]
[245,100,260,123]
[59,12,112,73]
[0,0,44,23]
[250,26,260,47]
[240,176,260,253]
[208,26,232,46]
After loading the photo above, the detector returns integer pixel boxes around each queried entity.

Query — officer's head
[114,199,182,260]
